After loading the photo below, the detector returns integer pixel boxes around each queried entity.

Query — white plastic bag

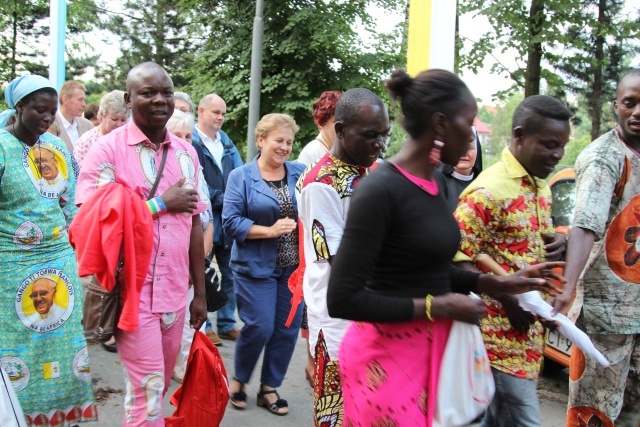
[434,320,495,427]
[0,365,27,427]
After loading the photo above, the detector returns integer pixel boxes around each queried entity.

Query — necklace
[265,178,287,200]
[14,123,44,191]
[315,135,330,151]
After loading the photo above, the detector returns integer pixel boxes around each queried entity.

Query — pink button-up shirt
[76,121,207,313]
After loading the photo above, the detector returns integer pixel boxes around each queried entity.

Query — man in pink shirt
[76,62,208,426]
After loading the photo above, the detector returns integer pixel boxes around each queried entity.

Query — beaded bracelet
[425,294,434,321]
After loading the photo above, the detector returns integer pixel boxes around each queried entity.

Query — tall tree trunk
[590,0,606,141]
[154,0,166,66]
[454,2,461,74]
[11,1,18,80]
[524,0,545,97]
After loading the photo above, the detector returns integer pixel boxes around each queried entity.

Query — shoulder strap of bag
[148,145,169,200]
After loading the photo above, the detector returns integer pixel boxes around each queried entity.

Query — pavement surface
[89,313,572,426]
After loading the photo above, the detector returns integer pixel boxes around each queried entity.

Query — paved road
[90,317,570,426]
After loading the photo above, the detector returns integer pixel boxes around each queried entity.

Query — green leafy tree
[0,0,49,83]
[182,0,406,157]
[484,92,524,166]
[555,0,639,140]
[98,0,197,89]
[0,0,102,94]
[458,0,581,98]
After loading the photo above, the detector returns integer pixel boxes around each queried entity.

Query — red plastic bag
[165,331,230,427]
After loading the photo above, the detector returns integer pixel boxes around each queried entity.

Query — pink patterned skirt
[339,318,453,427]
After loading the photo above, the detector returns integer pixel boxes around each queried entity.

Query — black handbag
[81,146,169,342]
[205,258,228,312]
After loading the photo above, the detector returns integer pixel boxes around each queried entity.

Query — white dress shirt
[196,126,224,172]
[58,112,80,145]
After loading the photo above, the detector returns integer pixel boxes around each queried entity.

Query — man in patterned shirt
[454,95,571,426]
[297,88,389,427]
[556,70,640,427]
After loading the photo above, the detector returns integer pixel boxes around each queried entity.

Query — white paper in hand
[514,291,610,367]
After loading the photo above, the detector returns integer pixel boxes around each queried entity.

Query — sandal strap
[274,398,288,408]
[231,390,247,401]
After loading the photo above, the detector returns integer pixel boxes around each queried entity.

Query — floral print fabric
[454,147,553,380]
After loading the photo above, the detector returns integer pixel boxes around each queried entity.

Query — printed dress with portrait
[0,130,96,426]
[297,153,370,427]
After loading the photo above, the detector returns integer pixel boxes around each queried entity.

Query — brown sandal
[257,388,288,416]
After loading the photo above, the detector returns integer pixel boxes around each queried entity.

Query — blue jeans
[481,367,540,427]
[213,244,236,334]
[233,265,303,387]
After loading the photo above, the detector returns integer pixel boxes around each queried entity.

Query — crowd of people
[0,62,638,427]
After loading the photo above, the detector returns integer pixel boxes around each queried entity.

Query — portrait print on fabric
[22,142,69,198]
[15,268,74,332]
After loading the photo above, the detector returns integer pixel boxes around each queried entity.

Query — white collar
[451,170,474,181]
[196,125,220,144]
[58,111,77,129]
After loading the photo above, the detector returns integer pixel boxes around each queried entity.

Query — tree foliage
[181,0,406,157]
[554,0,639,140]
[98,0,196,89]
[458,0,581,98]
[0,0,102,101]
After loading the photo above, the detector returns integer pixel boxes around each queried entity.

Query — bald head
[126,62,173,92]
[197,93,227,136]
[124,62,175,142]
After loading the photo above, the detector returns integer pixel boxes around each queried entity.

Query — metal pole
[246,0,264,161]
[49,0,67,91]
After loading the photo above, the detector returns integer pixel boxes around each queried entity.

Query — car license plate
[546,329,572,355]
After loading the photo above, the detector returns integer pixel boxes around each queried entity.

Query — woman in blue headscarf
[0,75,97,425]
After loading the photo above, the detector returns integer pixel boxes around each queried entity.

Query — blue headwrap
[0,75,56,127]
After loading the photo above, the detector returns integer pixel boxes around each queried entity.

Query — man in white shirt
[49,80,94,151]
[192,93,244,345]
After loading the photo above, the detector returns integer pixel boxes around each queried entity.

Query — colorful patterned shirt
[570,129,640,334]
[75,121,208,313]
[454,147,553,379]
[297,153,369,360]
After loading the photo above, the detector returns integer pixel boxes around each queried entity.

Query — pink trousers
[116,284,186,426]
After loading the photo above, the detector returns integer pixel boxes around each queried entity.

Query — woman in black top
[327,69,563,426]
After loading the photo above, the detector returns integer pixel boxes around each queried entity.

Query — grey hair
[174,91,195,113]
[99,90,129,118]
[166,109,194,134]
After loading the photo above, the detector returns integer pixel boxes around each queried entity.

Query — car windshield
[551,179,576,227]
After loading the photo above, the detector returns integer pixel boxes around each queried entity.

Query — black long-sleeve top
[327,162,480,322]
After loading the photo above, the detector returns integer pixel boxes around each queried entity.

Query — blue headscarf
[0,75,56,127]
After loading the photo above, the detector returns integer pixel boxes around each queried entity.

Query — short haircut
[198,93,222,111]
[98,90,129,118]
[617,69,640,98]
[174,91,195,113]
[166,109,194,134]
[126,62,172,92]
[334,89,384,125]
[312,91,342,127]
[385,68,473,139]
[59,81,86,103]
[84,103,99,121]
[255,113,299,143]
[511,95,571,133]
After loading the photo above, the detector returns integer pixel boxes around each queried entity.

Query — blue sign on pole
[49,0,67,91]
